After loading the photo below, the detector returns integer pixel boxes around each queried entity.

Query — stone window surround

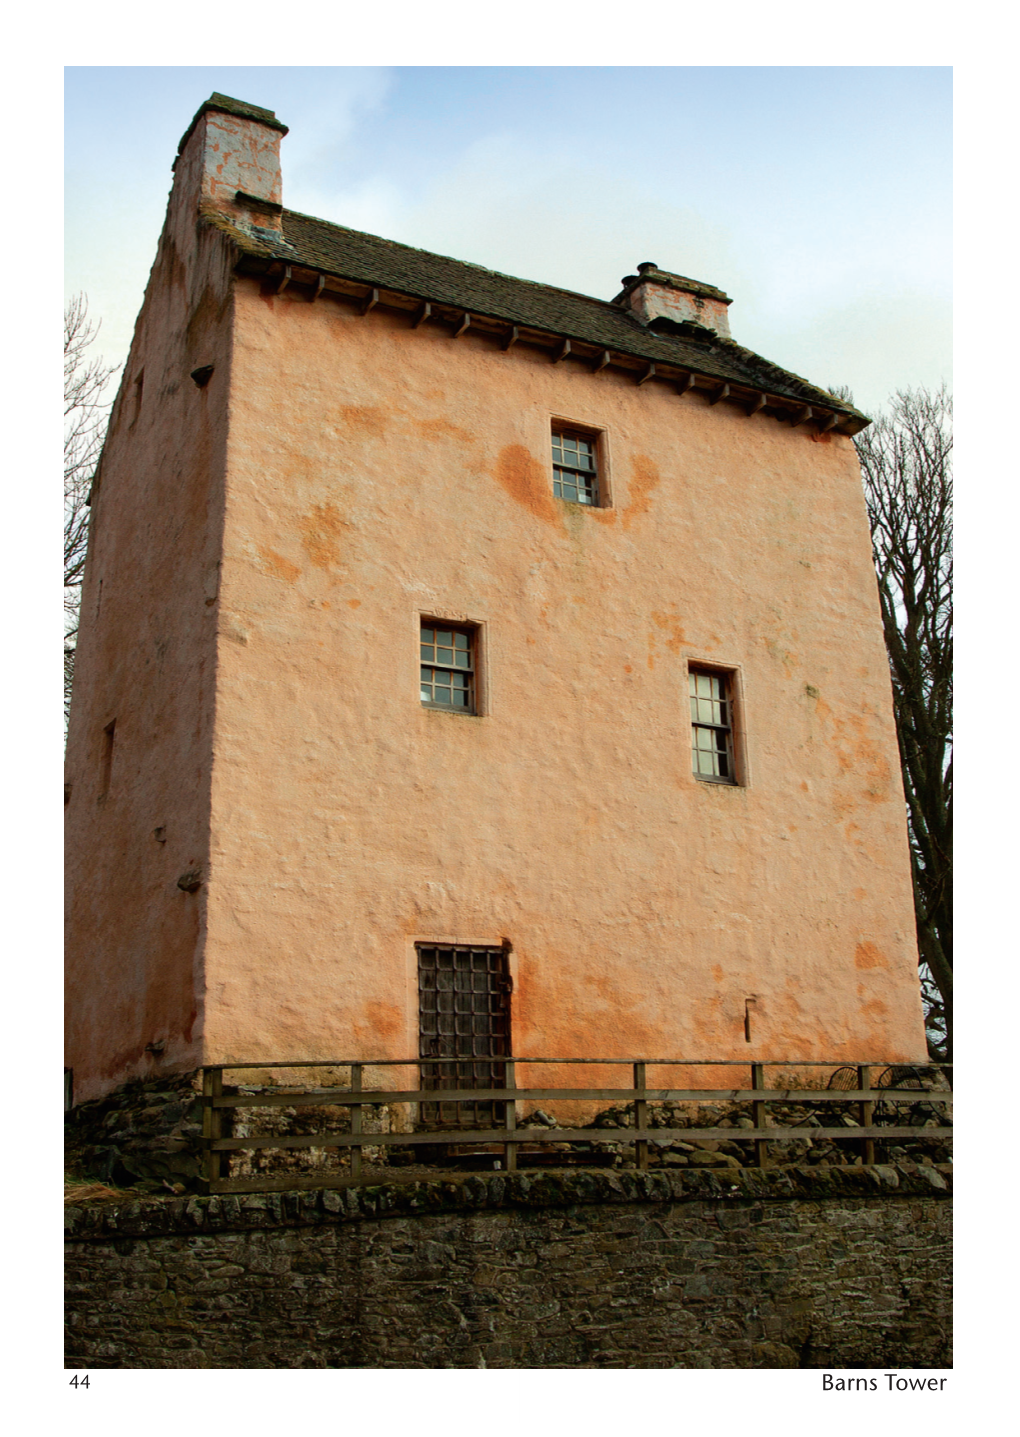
[686,660,747,787]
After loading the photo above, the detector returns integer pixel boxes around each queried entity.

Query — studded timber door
[417,944,512,1129]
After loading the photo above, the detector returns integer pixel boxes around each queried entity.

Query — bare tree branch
[65,296,117,727]
[834,384,953,1061]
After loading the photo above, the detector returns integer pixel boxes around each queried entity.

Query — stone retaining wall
[65,1165,951,1369]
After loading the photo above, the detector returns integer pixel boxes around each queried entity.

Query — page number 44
[69,1375,90,1388]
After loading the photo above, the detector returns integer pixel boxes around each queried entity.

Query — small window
[421,624,475,712]
[689,670,736,783]
[552,428,599,506]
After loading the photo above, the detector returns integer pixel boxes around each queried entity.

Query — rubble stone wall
[66,1167,951,1369]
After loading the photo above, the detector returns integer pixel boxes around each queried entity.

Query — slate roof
[225,204,867,427]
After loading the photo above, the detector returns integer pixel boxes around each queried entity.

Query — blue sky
[65,66,951,416]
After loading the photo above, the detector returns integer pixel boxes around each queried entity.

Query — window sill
[421,702,480,717]
[555,496,608,511]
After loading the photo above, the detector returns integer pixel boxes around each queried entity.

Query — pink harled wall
[203,275,926,1084]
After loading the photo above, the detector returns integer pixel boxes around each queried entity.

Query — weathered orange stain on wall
[855,941,889,970]
[299,503,349,571]
[621,453,661,530]
[256,546,301,583]
[336,404,388,438]
[414,416,476,446]
[651,610,688,654]
[494,444,562,528]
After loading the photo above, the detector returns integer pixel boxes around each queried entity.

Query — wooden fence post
[350,1063,363,1181]
[752,1062,768,1168]
[202,1067,223,1190]
[634,1062,648,1170]
[504,1059,518,1172]
[858,1063,875,1166]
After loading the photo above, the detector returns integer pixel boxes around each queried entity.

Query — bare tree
[65,296,117,726]
[843,385,953,1062]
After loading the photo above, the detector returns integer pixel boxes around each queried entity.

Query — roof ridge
[281,207,627,314]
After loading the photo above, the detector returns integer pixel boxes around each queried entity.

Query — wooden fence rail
[200,1058,952,1195]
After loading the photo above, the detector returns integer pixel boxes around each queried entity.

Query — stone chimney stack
[172,93,289,239]
[614,262,733,339]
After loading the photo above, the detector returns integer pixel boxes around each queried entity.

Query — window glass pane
[553,430,599,506]
[690,669,734,781]
[421,626,474,710]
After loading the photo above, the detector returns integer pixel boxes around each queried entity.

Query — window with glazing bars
[552,428,599,505]
[421,624,475,711]
[689,669,736,782]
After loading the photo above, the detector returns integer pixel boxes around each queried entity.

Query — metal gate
[417,943,511,1129]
